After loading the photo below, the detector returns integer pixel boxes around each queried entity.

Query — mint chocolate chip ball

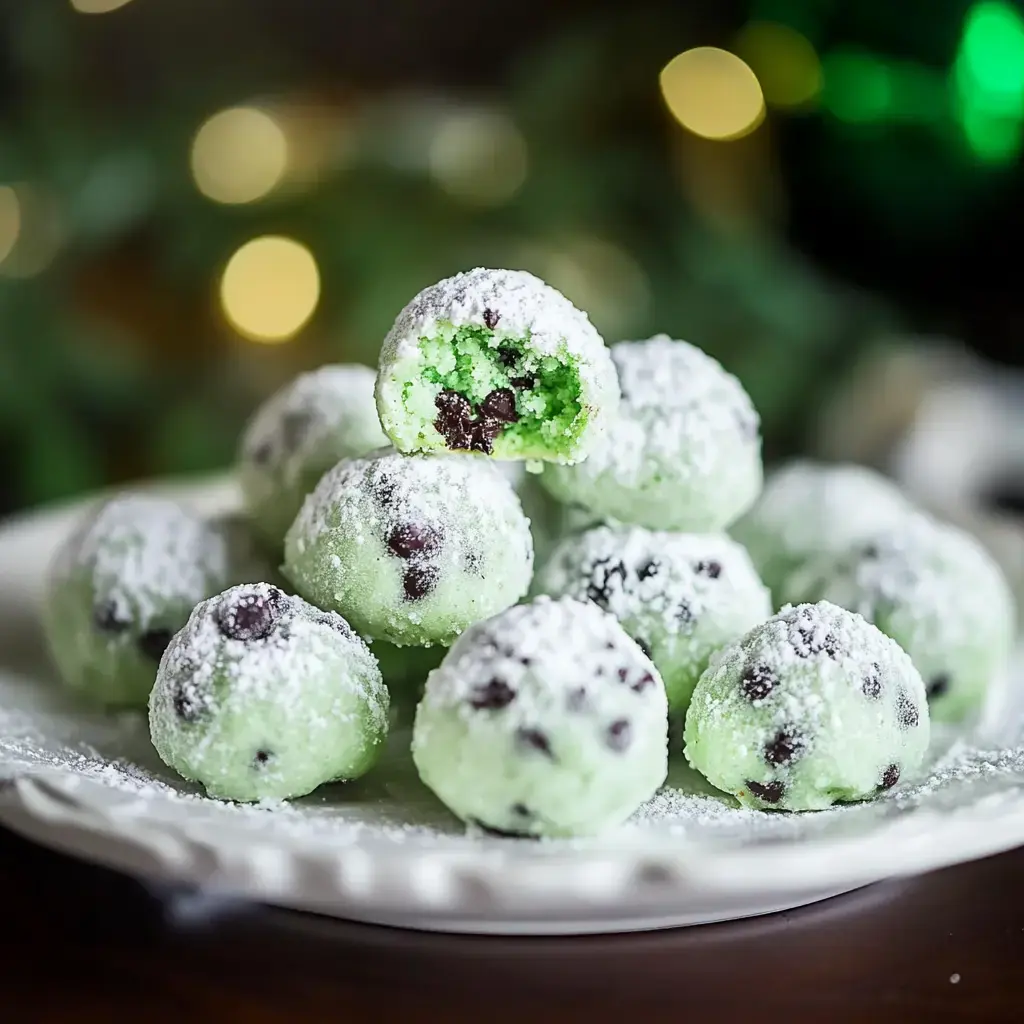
[43,495,231,708]
[412,596,668,837]
[684,602,930,811]
[535,525,771,715]
[731,460,911,606]
[788,514,1017,724]
[541,336,763,531]
[283,449,533,647]
[149,584,388,802]
[375,268,619,464]
[239,364,387,549]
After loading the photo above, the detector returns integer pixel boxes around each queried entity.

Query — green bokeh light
[822,51,892,123]
[954,1,1024,163]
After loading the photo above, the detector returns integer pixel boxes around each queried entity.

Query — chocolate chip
[927,674,951,699]
[280,410,312,452]
[879,764,900,790]
[434,389,474,450]
[403,564,439,600]
[483,308,501,330]
[632,671,656,693]
[634,637,652,659]
[861,543,880,559]
[637,559,659,581]
[470,417,505,454]
[479,388,518,424]
[516,727,555,759]
[465,548,483,575]
[677,601,694,624]
[585,558,628,609]
[896,689,920,729]
[764,730,804,766]
[93,600,130,634]
[371,473,397,507]
[746,779,785,804]
[138,629,173,662]
[254,749,273,767]
[793,625,840,658]
[510,374,536,389]
[387,522,441,560]
[695,560,722,579]
[741,664,777,702]
[252,440,274,466]
[511,802,532,817]
[566,687,589,711]
[216,586,284,642]
[496,344,517,366]
[173,685,201,723]
[862,664,883,699]
[470,678,516,710]
[606,719,632,752]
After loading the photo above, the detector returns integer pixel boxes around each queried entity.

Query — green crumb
[401,324,584,459]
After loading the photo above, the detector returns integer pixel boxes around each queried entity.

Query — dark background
[0,0,1022,518]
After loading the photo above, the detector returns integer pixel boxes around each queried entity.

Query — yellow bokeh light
[429,109,528,206]
[0,184,63,278]
[191,107,289,205]
[70,0,136,12]
[735,22,822,109]
[660,47,766,140]
[220,236,320,343]
[0,187,21,266]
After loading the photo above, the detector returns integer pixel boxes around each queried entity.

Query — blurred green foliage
[0,3,892,515]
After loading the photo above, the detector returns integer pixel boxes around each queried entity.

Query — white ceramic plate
[1,480,1023,935]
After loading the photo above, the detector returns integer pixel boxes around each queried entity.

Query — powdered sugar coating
[375,268,619,463]
[283,449,534,646]
[536,526,771,714]
[239,365,387,548]
[149,584,388,802]
[731,460,912,606]
[541,336,763,530]
[684,601,930,811]
[790,513,1017,724]
[43,495,231,708]
[412,596,668,836]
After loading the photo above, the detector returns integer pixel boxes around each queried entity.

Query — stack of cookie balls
[42,267,1017,832]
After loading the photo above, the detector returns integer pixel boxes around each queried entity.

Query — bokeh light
[953,1,1024,163]
[191,107,289,205]
[659,47,765,141]
[70,0,135,12]
[0,187,21,265]
[220,236,320,343]
[429,109,528,206]
[735,22,822,109]
[0,184,63,278]
[822,51,893,123]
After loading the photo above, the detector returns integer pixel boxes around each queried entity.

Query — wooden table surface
[2,826,1022,1023]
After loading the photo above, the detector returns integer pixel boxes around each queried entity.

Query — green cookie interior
[403,324,584,459]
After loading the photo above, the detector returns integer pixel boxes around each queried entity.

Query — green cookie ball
[149,584,388,802]
[542,336,763,532]
[284,449,533,647]
[375,268,619,464]
[413,596,668,837]
[684,602,930,811]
